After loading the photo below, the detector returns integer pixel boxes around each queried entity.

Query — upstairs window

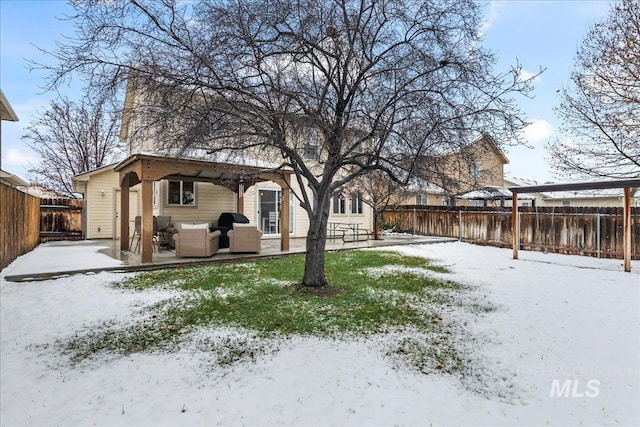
[416,194,428,205]
[167,181,195,206]
[469,162,482,181]
[302,143,320,160]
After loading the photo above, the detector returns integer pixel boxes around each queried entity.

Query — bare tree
[547,0,640,179]
[23,94,122,197]
[40,0,534,286]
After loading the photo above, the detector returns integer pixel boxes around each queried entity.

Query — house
[74,83,374,260]
[396,133,510,207]
[1,89,24,187]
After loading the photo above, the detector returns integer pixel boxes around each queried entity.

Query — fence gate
[40,198,83,242]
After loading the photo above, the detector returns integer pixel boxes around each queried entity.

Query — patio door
[114,190,139,239]
[257,189,294,235]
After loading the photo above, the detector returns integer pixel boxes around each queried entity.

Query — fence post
[596,213,601,258]
[458,210,462,241]
[412,208,416,235]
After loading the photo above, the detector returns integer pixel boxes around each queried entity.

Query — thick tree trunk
[301,194,331,287]
[373,209,381,240]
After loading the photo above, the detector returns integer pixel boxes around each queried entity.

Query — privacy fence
[382,205,640,260]
[39,198,83,242]
[0,183,40,270]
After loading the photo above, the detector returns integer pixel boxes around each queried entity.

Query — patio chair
[228,223,263,253]
[174,227,221,257]
[130,216,159,253]
[156,215,172,247]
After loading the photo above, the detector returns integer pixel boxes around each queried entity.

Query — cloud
[523,119,553,146]
[479,1,505,36]
[518,68,543,84]
[3,147,38,167]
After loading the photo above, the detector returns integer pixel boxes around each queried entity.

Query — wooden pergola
[509,178,640,273]
[114,153,292,263]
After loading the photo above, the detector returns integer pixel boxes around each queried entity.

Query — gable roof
[74,163,119,181]
[469,133,509,165]
[0,90,19,122]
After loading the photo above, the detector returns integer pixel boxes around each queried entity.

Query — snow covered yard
[1,242,638,426]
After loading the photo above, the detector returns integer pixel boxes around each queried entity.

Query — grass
[60,250,485,376]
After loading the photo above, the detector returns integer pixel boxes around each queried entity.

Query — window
[351,194,363,214]
[333,193,346,214]
[152,182,159,207]
[167,181,195,206]
[302,143,320,160]
[415,194,428,205]
[562,200,570,207]
[469,162,482,181]
[469,199,485,207]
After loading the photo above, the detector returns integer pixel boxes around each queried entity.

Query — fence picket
[382,206,639,260]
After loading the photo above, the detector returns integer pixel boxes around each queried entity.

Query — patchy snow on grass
[1,241,639,426]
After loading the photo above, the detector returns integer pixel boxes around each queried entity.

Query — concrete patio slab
[1,235,454,282]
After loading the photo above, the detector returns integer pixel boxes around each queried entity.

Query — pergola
[114,153,292,263]
[509,178,640,273]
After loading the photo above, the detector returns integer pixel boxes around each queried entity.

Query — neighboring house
[395,134,510,207]
[17,185,64,199]
[74,83,373,245]
[394,176,448,207]
[1,89,23,187]
[0,169,27,188]
[1,89,19,164]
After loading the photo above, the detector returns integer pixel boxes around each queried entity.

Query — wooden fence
[0,183,41,270]
[382,206,640,260]
[40,198,83,242]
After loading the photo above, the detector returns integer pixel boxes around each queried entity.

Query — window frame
[333,193,347,214]
[350,194,364,214]
[166,180,196,207]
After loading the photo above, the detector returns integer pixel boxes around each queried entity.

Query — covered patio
[114,153,292,263]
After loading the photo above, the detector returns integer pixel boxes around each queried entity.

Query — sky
[0,0,613,184]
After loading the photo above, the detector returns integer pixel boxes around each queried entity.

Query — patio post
[512,192,519,259]
[141,179,154,263]
[120,174,130,251]
[623,187,631,272]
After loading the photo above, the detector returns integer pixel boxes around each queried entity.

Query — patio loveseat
[228,223,263,253]
[174,226,221,257]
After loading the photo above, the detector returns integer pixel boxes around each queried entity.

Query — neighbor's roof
[0,169,27,187]
[0,90,19,121]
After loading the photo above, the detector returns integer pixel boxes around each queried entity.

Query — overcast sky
[0,0,612,184]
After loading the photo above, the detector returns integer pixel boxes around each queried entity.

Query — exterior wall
[537,197,628,208]
[155,180,236,225]
[81,169,141,239]
[438,136,507,193]
[243,179,374,238]
[396,191,447,207]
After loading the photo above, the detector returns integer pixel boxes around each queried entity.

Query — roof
[509,178,640,194]
[74,163,120,181]
[469,133,509,165]
[0,169,28,187]
[405,176,446,194]
[0,90,19,121]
